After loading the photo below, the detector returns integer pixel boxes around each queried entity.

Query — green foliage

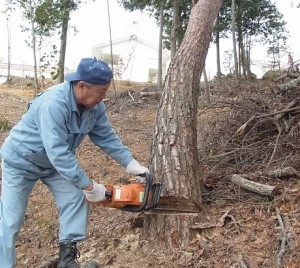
[215,0,287,45]
[5,0,85,81]
[0,116,10,131]
[213,0,232,40]
[117,0,160,12]
[118,0,192,50]
[237,0,286,40]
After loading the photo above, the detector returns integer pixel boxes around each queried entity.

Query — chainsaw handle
[121,172,151,212]
[105,191,112,197]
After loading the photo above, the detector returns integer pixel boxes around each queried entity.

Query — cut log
[228,174,279,196]
[276,75,300,94]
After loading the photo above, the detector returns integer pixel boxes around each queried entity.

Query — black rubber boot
[57,242,99,268]
[57,242,80,268]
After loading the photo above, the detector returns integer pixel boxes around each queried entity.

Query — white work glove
[83,181,107,202]
[125,159,149,176]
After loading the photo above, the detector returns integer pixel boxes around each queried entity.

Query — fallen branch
[140,91,162,98]
[190,209,231,229]
[228,174,279,196]
[276,75,300,94]
[275,207,287,268]
[236,106,300,136]
[274,96,300,121]
[273,72,300,82]
[273,73,288,82]
[255,167,300,179]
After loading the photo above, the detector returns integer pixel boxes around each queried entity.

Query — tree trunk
[216,14,221,83]
[6,17,11,83]
[57,14,68,83]
[29,0,39,92]
[141,0,223,252]
[240,40,247,79]
[106,0,118,103]
[203,67,211,106]
[170,0,179,59]
[157,3,164,89]
[231,0,239,83]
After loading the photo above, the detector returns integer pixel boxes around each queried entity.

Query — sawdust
[0,77,299,267]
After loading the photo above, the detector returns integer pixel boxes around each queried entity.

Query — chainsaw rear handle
[122,172,151,212]
[105,191,112,197]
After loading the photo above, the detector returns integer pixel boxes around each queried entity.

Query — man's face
[77,81,110,108]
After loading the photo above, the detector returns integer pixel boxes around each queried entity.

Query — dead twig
[275,207,287,268]
[266,131,281,168]
[239,257,248,268]
[190,209,231,229]
[128,91,135,101]
[227,214,241,234]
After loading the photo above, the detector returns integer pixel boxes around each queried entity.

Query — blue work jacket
[0,82,133,189]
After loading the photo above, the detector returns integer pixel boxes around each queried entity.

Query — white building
[92,35,170,83]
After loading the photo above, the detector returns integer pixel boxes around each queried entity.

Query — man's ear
[77,81,85,90]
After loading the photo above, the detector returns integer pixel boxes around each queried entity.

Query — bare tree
[231,0,239,83]
[157,3,164,89]
[170,0,179,59]
[141,0,223,252]
[28,0,39,91]
[4,10,12,83]
[106,0,118,103]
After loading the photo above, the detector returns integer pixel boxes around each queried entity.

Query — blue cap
[65,57,113,85]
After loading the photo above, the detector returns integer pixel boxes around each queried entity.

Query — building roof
[93,35,170,58]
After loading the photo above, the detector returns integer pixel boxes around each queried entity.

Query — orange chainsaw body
[103,182,146,208]
[93,174,162,212]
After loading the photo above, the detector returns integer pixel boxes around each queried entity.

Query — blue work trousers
[0,160,89,268]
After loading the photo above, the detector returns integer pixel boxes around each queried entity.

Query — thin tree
[231,0,239,83]
[34,0,84,82]
[215,14,222,83]
[170,0,179,59]
[56,0,79,83]
[3,7,12,83]
[106,0,118,103]
[141,0,223,251]
[28,0,39,91]
[157,2,164,89]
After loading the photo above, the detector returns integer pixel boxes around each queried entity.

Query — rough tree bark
[140,0,223,252]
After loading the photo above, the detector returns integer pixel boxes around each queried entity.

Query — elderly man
[0,57,148,268]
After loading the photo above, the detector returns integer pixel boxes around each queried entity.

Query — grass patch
[0,116,10,131]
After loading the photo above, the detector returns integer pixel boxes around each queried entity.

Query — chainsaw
[96,173,201,213]
[100,173,163,212]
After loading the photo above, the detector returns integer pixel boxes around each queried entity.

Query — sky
[0,0,299,78]
[0,0,159,70]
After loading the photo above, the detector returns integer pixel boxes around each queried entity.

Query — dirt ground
[0,77,300,268]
